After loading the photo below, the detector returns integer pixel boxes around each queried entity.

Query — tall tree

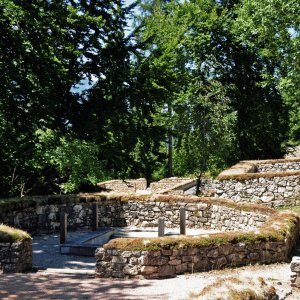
[0,0,131,196]
[235,0,300,144]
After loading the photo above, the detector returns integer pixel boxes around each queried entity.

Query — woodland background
[0,0,299,197]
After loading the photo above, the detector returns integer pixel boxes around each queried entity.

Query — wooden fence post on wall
[60,212,67,244]
[180,207,186,235]
[158,218,165,237]
[91,202,98,231]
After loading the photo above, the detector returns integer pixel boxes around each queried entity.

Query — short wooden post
[180,207,186,235]
[158,218,165,237]
[60,212,67,244]
[91,202,98,231]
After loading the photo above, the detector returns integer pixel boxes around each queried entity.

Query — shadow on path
[0,273,159,300]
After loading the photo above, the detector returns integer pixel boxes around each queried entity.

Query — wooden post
[91,202,98,231]
[158,218,165,237]
[180,207,186,235]
[60,212,67,244]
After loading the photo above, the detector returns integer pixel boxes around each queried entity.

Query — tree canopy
[0,0,299,197]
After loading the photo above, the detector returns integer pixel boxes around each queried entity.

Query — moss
[0,224,32,243]
[277,204,300,215]
[243,158,300,165]
[228,289,263,300]
[217,170,300,181]
[103,212,298,251]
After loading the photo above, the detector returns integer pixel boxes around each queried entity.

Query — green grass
[276,205,300,215]
[0,224,32,243]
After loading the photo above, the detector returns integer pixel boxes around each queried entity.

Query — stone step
[38,268,95,276]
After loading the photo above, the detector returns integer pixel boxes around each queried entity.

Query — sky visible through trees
[0,0,299,197]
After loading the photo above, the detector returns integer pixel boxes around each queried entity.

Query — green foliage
[235,0,300,144]
[32,129,108,193]
[0,0,299,197]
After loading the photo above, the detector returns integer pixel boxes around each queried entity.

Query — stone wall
[0,240,32,273]
[0,195,270,233]
[214,175,300,207]
[96,240,288,279]
[122,200,268,231]
[211,159,300,207]
[257,162,300,173]
[0,196,124,233]
[95,212,299,279]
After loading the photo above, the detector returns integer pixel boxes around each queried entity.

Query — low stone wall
[212,158,300,207]
[0,194,271,233]
[122,199,268,231]
[0,195,125,233]
[256,161,300,172]
[0,240,32,273]
[97,178,147,193]
[95,212,299,279]
[214,175,300,207]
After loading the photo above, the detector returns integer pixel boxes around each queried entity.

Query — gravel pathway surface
[1,263,300,299]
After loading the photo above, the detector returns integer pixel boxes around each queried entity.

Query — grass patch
[243,158,300,165]
[276,205,300,215]
[0,224,32,243]
[188,276,277,300]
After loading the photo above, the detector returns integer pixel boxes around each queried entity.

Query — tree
[173,79,237,194]
[235,0,300,144]
[0,0,132,196]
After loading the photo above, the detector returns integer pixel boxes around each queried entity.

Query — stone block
[291,256,300,273]
[162,249,172,256]
[149,256,169,266]
[207,248,219,258]
[169,259,181,266]
[123,265,138,276]
[175,263,188,274]
[112,256,127,264]
[141,266,158,275]
[158,265,175,277]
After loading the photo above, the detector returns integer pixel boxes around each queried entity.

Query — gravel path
[1,263,300,299]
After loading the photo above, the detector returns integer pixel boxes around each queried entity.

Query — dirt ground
[1,263,300,300]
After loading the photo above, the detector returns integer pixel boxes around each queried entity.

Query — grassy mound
[0,224,32,243]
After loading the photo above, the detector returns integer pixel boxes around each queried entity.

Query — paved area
[32,231,95,270]
[1,263,299,299]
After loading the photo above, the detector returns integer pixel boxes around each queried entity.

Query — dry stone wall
[122,200,268,231]
[257,162,300,172]
[0,196,126,233]
[0,195,269,233]
[211,159,300,207]
[96,240,289,279]
[214,175,300,207]
[0,240,32,273]
[96,212,299,279]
